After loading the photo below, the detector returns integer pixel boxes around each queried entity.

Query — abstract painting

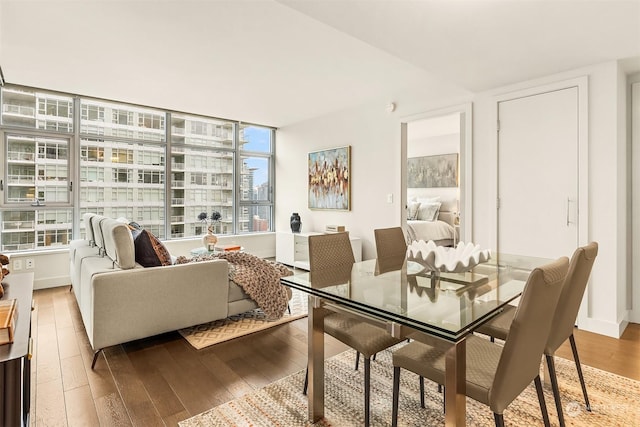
[308,146,351,210]
[407,153,458,188]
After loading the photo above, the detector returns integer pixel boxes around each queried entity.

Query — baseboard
[578,316,628,338]
[34,274,70,290]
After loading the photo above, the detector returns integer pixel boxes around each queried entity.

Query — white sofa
[69,213,261,368]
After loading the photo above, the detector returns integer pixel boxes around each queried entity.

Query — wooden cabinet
[276,232,362,270]
[0,272,34,427]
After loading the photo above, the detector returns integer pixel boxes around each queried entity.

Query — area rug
[178,346,640,426]
[179,288,307,350]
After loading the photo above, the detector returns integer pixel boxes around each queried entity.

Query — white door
[498,87,579,259]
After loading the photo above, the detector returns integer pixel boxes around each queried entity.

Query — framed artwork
[407,153,458,188]
[308,145,351,210]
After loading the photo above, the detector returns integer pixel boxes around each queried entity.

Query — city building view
[0,86,274,252]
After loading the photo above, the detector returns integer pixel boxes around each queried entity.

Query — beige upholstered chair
[391,257,570,427]
[374,227,407,274]
[476,242,598,427]
[304,232,404,427]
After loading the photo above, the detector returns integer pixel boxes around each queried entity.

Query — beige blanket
[176,252,293,319]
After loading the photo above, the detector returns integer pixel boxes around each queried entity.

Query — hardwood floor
[31,285,640,426]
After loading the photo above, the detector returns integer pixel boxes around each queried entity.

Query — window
[238,124,273,232]
[79,100,167,233]
[113,168,132,183]
[170,114,238,239]
[2,88,73,132]
[111,148,134,164]
[112,188,134,202]
[81,103,104,122]
[81,187,105,203]
[81,145,104,162]
[81,99,165,142]
[1,84,274,252]
[138,170,163,184]
[4,134,70,204]
[190,172,207,186]
[80,166,104,183]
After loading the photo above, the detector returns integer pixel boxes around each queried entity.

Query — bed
[406,198,458,246]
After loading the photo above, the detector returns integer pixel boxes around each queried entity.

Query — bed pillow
[130,228,173,267]
[407,202,421,220]
[417,202,441,221]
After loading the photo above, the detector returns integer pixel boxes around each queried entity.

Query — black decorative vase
[290,213,302,233]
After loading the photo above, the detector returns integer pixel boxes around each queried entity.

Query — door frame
[400,103,473,244]
[494,76,589,326]
[630,76,640,323]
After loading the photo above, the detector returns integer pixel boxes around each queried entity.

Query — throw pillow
[131,228,172,267]
[407,201,421,220]
[417,202,441,221]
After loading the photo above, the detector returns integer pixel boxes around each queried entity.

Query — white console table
[276,231,362,270]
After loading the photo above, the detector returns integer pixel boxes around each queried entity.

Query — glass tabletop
[281,252,551,342]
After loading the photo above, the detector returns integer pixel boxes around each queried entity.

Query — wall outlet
[13,259,22,271]
[26,258,34,269]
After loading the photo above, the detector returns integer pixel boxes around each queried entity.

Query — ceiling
[1,0,639,127]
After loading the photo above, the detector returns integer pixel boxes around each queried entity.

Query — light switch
[387,194,393,204]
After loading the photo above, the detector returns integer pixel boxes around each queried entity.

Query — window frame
[0,84,276,252]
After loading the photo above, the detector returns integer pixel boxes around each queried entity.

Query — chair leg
[569,334,591,411]
[442,385,445,413]
[419,376,425,408]
[355,351,360,370]
[364,357,371,427]
[490,336,495,343]
[545,354,565,427]
[287,304,291,315]
[392,366,400,427]
[438,383,443,393]
[493,413,505,427]
[534,375,551,427]
[372,353,377,361]
[303,366,308,395]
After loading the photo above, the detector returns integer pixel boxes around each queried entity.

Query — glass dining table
[280,252,551,426]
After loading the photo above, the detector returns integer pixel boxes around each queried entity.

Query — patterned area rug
[179,288,307,350]
[178,346,640,426]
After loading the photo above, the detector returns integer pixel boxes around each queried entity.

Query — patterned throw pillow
[416,202,442,221]
[130,228,172,267]
[407,202,421,220]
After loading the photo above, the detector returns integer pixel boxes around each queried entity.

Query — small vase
[202,226,218,250]
[290,213,301,233]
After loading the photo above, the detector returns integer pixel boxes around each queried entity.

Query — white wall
[276,88,470,260]
[277,59,637,337]
[470,60,628,337]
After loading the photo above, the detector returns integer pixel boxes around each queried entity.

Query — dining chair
[374,227,407,274]
[304,232,404,427]
[475,242,598,427]
[391,257,569,427]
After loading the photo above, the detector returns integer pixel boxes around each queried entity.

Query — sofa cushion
[91,215,108,250]
[82,213,96,245]
[131,228,172,267]
[102,219,137,269]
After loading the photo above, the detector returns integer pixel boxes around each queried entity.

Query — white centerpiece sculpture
[407,240,491,273]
